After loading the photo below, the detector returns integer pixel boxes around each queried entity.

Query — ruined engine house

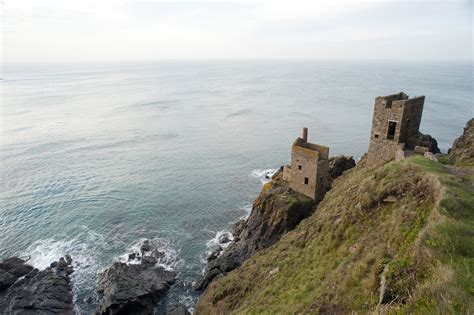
[367,92,437,168]
[283,128,330,201]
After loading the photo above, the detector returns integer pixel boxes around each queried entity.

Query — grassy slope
[196,156,474,314]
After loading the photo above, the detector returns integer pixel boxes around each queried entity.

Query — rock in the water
[97,261,176,315]
[65,254,73,265]
[151,249,165,259]
[206,247,223,262]
[218,233,231,244]
[140,239,151,253]
[449,118,474,163]
[0,256,75,314]
[141,255,157,266]
[166,304,191,315]
[194,177,314,291]
[128,253,137,261]
[328,155,356,179]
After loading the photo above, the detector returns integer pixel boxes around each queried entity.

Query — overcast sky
[1,0,472,63]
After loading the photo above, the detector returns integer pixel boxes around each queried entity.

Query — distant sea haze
[0,60,472,313]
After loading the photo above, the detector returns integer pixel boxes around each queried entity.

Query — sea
[0,60,472,313]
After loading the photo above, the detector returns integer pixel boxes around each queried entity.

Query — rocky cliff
[194,156,355,292]
[195,120,473,314]
[449,118,474,164]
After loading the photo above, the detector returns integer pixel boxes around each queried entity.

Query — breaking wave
[116,237,183,272]
[250,168,278,184]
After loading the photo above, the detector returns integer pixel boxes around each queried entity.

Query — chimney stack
[302,127,308,143]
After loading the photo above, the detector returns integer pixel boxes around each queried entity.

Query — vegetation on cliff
[196,143,473,313]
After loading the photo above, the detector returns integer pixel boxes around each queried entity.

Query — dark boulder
[420,133,441,154]
[97,262,175,315]
[218,233,231,244]
[0,257,33,278]
[328,155,356,179]
[206,247,222,262]
[0,256,75,314]
[97,259,176,314]
[140,239,151,253]
[151,249,165,259]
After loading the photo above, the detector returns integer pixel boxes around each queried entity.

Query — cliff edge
[196,120,473,314]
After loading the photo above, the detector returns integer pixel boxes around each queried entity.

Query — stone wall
[288,145,320,200]
[367,93,425,168]
[399,96,424,145]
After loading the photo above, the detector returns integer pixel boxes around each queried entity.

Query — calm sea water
[0,61,472,313]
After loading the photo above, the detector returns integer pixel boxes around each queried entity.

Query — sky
[1,0,472,63]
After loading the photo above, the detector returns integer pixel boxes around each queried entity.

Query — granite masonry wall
[367,92,425,168]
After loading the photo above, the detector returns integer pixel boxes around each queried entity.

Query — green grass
[196,156,474,314]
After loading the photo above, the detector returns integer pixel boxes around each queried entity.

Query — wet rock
[140,239,151,253]
[151,249,165,259]
[85,295,95,305]
[0,256,75,314]
[50,261,58,268]
[0,270,17,291]
[97,261,176,315]
[128,253,137,261]
[0,257,34,278]
[65,254,73,265]
[141,255,157,266]
[206,247,222,262]
[58,257,68,268]
[218,233,231,244]
[166,304,191,315]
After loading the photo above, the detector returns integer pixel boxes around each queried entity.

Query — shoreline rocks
[0,256,75,314]
[97,240,177,315]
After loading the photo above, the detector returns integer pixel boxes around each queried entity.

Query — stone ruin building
[366,92,438,168]
[283,128,330,201]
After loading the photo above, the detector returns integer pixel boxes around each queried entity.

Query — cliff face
[196,122,473,314]
[449,118,474,164]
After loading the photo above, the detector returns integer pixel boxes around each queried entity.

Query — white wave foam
[117,237,183,272]
[206,230,233,250]
[20,227,107,313]
[250,168,278,185]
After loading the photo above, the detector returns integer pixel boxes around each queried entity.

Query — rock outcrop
[328,155,356,180]
[0,256,75,314]
[194,171,314,291]
[419,132,441,154]
[97,240,176,315]
[449,118,474,163]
